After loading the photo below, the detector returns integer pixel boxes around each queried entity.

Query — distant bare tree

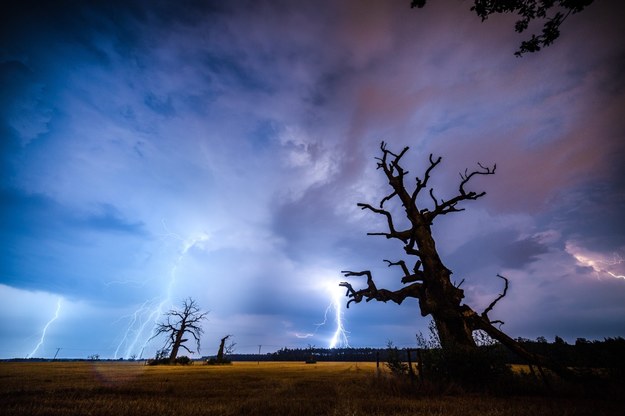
[216,335,233,363]
[151,298,208,363]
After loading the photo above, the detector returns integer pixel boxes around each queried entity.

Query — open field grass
[1,361,623,416]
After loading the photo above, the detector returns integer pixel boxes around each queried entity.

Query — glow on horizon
[27,297,62,359]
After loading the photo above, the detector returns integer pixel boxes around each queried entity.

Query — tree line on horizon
[216,337,624,369]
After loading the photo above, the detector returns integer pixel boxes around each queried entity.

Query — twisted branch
[412,154,441,205]
[340,270,423,308]
[482,274,508,323]
[358,203,411,243]
[425,161,496,222]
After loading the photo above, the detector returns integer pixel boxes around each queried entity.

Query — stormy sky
[1,0,624,359]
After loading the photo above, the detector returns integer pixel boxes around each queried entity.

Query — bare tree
[340,142,572,377]
[151,298,208,363]
[411,0,595,56]
[216,335,233,363]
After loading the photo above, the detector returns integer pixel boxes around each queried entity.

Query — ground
[0,361,622,415]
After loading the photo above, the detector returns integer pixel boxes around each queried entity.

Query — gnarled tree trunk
[216,335,231,362]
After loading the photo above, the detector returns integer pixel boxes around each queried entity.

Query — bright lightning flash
[567,243,625,279]
[27,297,62,358]
[316,281,349,348]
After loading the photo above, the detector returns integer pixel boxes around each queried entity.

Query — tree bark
[168,321,186,363]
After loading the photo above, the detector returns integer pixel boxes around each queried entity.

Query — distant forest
[9,337,624,369]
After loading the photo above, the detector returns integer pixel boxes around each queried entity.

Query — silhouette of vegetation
[149,298,208,364]
[414,320,511,388]
[147,348,194,366]
[206,335,235,365]
[385,341,409,376]
[410,0,595,56]
[340,142,575,380]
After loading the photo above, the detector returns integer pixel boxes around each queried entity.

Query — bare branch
[423,162,496,222]
[482,274,509,320]
[179,343,194,354]
[384,259,410,275]
[459,162,496,196]
[380,191,397,208]
[412,154,442,204]
[403,243,422,257]
[383,259,425,284]
[340,269,422,308]
[358,203,410,243]
[378,141,410,180]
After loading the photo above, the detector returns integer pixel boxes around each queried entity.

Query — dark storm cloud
[78,203,147,235]
[0,188,146,237]
[1,0,624,357]
[445,230,549,275]
[548,174,625,253]
[496,236,551,270]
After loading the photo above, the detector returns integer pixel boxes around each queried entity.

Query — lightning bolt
[316,281,349,348]
[567,243,625,279]
[113,298,159,358]
[113,224,209,359]
[27,298,62,359]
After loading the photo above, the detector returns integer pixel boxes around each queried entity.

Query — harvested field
[0,361,622,416]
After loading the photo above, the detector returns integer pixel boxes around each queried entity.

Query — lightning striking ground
[113,226,210,359]
[27,297,62,359]
[316,281,349,348]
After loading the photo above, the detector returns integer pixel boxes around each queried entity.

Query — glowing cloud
[566,242,625,279]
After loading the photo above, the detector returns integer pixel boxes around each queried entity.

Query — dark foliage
[386,341,409,376]
[175,356,192,365]
[146,349,193,366]
[411,0,595,56]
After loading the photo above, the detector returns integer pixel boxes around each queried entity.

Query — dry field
[0,361,622,416]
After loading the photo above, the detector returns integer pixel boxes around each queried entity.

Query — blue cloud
[77,203,147,236]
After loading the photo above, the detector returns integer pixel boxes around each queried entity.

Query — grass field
[1,361,622,415]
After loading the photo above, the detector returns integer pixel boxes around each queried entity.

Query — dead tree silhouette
[216,335,232,363]
[340,142,574,378]
[151,298,208,363]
